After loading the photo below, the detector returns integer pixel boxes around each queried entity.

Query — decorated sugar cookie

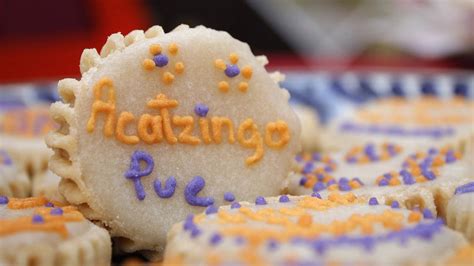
[0,149,30,197]
[46,25,301,255]
[289,145,472,219]
[0,196,111,265]
[32,171,65,204]
[0,105,55,177]
[164,193,467,265]
[320,97,474,152]
[447,182,474,242]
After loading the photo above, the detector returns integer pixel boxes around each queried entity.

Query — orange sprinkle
[229,53,239,64]
[168,43,178,55]
[174,62,185,74]
[142,59,155,71]
[408,211,422,223]
[162,71,175,84]
[238,82,249,93]
[389,177,401,186]
[241,66,253,79]
[297,214,313,227]
[149,44,162,55]
[218,81,229,92]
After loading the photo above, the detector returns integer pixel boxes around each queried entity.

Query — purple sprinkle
[184,176,215,207]
[313,182,326,192]
[316,174,325,181]
[205,205,218,215]
[378,178,389,186]
[194,103,209,117]
[390,201,400,208]
[445,152,457,163]
[50,208,63,215]
[45,202,54,207]
[311,192,322,199]
[383,173,392,180]
[299,177,307,186]
[267,239,278,250]
[302,163,314,174]
[124,150,154,201]
[312,153,321,161]
[255,196,267,205]
[428,148,438,155]
[32,214,44,223]
[153,176,177,198]
[183,215,195,231]
[231,202,241,209]
[224,192,235,202]
[0,150,12,165]
[368,197,378,205]
[422,170,436,181]
[454,182,474,195]
[339,177,349,184]
[224,64,240,77]
[323,165,333,173]
[327,179,336,187]
[209,233,222,245]
[153,54,169,67]
[190,227,201,238]
[279,195,290,203]
[0,196,8,204]
[400,169,415,185]
[339,183,352,191]
[423,209,434,219]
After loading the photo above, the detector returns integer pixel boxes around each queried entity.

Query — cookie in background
[0,149,30,197]
[0,105,55,177]
[292,104,320,151]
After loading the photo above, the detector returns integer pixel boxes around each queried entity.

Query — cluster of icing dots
[0,196,84,238]
[143,43,184,84]
[375,146,460,187]
[295,153,337,174]
[345,143,402,164]
[181,193,443,261]
[214,53,253,93]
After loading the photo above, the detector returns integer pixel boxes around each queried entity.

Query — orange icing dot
[218,81,229,92]
[229,53,239,64]
[168,43,178,55]
[408,211,422,223]
[241,66,253,79]
[214,59,226,70]
[149,44,162,55]
[162,71,175,84]
[174,62,185,74]
[238,82,249,93]
[142,59,156,71]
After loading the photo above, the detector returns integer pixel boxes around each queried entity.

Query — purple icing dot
[312,153,321,161]
[183,215,195,231]
[194,103,209,117]
[383,173,392,180]
[339,177,349,184]
[209,233,222,245]
[422,208,434,219]
[224,192,235,202]
[255,196,267,205]
[230,202,241,209]
[445,152,457,163]
[455,182,474,195]
[279,195,290,203]
[313,182,326,192]
[339,183,352,191]
[32,214,44,223]
[50,207,63,215]
[224,64,240,77]
[327,179,336,187]
[0,196,8,205]
[400,169,415,185]
[302,163,314,174]
[316,174,325,181]
[153,54,169,67]
[267,239,278,250]
[299,177,307,186]
[378,178,389,186]
[45,202,54,207]
[124,150,154,201]
[190,227,201,238]
[390,201,400,209]
[428,148,438,155]
[184,176,215,207]
[205,205,218,215]
[311,192,322,199]
[154,176,177,198]
[368,197,378,205]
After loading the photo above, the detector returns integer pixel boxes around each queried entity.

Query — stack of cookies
[0,25,472,265]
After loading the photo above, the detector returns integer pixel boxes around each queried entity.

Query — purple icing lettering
[124,150,154,201]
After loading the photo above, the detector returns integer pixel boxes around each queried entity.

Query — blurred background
[0,0,473,83]
[0,0,473,122]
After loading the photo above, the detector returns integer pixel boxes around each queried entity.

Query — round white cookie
[0,149,30,197]
[164,193,467,265]
[46,25,301,256]
[0,196,111,265]
[0,105,54,177]
[292,104,320,151]
[447,182,474,242]
[320,97,474,152]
